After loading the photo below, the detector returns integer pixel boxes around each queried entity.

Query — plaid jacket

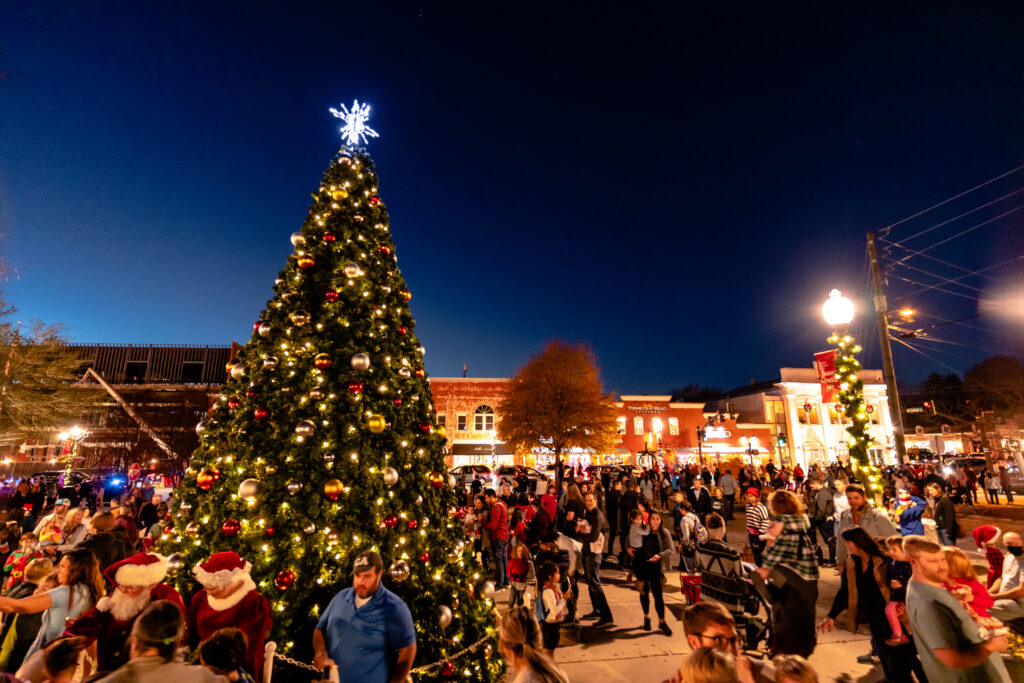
[762,513,819,581]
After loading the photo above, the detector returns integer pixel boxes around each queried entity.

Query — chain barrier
[273,651,323,673]
[409,634,493,674]
[269,633,493,676]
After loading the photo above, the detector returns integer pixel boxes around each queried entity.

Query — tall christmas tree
[161,102,502,681]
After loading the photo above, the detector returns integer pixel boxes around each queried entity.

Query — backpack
[693,518,709,544]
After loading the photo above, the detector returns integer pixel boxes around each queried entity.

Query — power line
[888,204,1024,265]
[887,273,980,303]
[878,162,1024,240]
[880,241,1014,285]
[898,186,1024,243]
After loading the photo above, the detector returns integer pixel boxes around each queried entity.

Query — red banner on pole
[814,350,839,403]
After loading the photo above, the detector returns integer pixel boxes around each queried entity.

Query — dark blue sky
[3,3,1023,394]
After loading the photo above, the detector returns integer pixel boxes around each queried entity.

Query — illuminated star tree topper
[329,99,379,146]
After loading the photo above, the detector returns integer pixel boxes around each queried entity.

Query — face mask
[1008,546,1024,557]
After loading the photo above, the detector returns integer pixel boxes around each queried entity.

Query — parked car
[584,464,624,483]
[494,466,544,491]
[450,465,492,489]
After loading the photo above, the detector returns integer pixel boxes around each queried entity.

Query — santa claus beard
[100,588,152,622]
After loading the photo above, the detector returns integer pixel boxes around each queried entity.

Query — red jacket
[484,500,509,541]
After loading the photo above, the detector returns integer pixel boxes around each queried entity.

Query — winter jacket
[836,507,897,565]
[895,496,926,536]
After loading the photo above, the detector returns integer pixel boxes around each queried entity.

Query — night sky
[3,3,1023,394]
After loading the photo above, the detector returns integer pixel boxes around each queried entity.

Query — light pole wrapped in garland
[823,290,883,500]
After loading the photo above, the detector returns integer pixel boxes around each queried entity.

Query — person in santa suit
[65,551,184,676]
[187,551,271,681]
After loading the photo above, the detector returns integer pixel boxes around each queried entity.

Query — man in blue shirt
[313,551,417,683]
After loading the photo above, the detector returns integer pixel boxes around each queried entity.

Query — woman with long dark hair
[818,527,926,682]
[635,511,677,635]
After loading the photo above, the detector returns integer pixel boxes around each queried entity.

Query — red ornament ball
[254,407,270,421]
[393,398,402,406]
[408,519,418,529]
[377,245,391,255]
[419,551,429,563]
[401,290,412,302]
[415,369,426,379]
[428,471,444,488]
[197,467,220,491]
[227,398,241,410]
[274,569,295,590]
[313,353,333,370]
[370,196,381,206]
[322,232,336,243]
[221,519,241,537]
[245,390,257,397]
[264,526,275,536]
[252,321,261,331]
[441,661,454,677]
[397,326,407,335]
[382,513,399,529]
[348,381,363,395]
[325,289,339,302]
[419,423,432,434]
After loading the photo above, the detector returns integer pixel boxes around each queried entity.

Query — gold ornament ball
[330,189,348,200]
[367,414,386,433]
[297,256,315,269]
[483,643,494,658]
[290,310,311,326]
[185,522,201,538]
[323,478,344,501]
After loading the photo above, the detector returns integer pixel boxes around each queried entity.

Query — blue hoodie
[897,495,926,536]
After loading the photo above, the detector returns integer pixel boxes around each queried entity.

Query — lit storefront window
[633,417,644,435]
[616,417,626,435]
[668,417,679,435]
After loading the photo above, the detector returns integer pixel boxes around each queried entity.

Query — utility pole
[867,232,907,464]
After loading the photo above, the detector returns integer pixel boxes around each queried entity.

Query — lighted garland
[829,332,883,500]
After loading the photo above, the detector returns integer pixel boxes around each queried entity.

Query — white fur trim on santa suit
[111,555,169,587]
[205,573,257,612]
[192,552,252,591]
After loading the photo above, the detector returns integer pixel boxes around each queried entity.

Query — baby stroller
[691,540,771,654]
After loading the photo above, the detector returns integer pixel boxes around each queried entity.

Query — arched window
[474,405,495,431]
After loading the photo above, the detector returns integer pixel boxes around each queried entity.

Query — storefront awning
[452,443,515,457]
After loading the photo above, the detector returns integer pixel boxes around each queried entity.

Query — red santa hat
[193,551,252,590]
[105,552,169,587]
[972,524,1002,550]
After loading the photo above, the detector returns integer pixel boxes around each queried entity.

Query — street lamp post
[57,425,88,479]
[822,290,883,499]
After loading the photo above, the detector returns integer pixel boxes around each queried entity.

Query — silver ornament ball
[290,232,305,246]
[295,420,316,437]
[286,480,302,495]
[382,467,399,487]
[237,478,259,500]
[309,387,324,400]
[263,356,278,370]
[230,363,246,380]
[481,581,496,599]
[389,560,411,582]
[350,353,371,371]
[265,464,279,475]
[167,553,185,574]
[398,367,411,379]
[304,522,317,534]
[290,310,311,326]
[343,262,363,278]
[195,420,208,436]
[258,322,272,337]
[438,605,453,629]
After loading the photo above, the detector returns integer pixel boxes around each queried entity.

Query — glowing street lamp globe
[822,289,855,327]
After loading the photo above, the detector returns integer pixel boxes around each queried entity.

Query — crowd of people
[0,475,273,682]
[460,458,1021,682]
[0,457,1017,682]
